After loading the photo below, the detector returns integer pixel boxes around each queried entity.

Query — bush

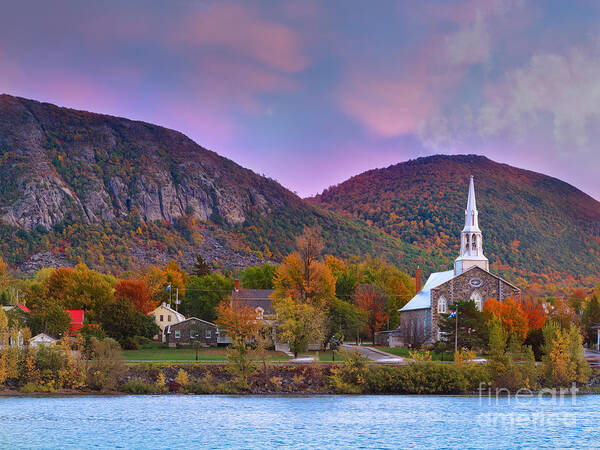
[19,382,55,393]
[86,338,127,391]
[120,378,164,394]
[134,336,154,349]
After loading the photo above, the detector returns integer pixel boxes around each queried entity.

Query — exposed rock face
[0,94,291,232]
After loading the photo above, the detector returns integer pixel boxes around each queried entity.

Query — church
[393,176,521,347]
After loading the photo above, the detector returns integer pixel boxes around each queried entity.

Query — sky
[1,0,599,199]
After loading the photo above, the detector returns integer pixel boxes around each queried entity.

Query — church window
[470,291,483,311]
[438,296,447,314]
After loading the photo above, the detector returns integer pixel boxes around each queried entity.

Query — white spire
[455,175,488,275]
[462,175,480,233]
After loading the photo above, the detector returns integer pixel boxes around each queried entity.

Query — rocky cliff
[0,94,417,272]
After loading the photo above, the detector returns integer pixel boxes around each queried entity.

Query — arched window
[438,296,447,314]
[470,291,482,311]
[471,234,477,251]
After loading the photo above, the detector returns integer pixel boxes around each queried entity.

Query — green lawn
[122,343,291,361]
[374,347,455,361]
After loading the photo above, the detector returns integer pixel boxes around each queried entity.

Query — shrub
[175,369,189,387]
[86,338,127,391]
[120,378,163,394]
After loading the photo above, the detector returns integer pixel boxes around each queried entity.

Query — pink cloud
[337,72,436,137]
[175,2,308,73]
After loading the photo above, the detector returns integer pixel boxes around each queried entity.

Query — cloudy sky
[1,0,599,199]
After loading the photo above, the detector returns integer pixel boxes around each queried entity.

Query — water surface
[1,394,599,448]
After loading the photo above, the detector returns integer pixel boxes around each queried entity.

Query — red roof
[16,305,31,313]
[66,310,85,335]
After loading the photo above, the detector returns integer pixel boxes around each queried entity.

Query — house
[164,317,218,347]
[1,304,31,314]
[231,281,275,321]
[150,303,186,342]
[66,310,85,336]
[30,333,58,348]
[391,176,521,347]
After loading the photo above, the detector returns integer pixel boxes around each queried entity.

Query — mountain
[0,94,426,273]
[310,155,600,289]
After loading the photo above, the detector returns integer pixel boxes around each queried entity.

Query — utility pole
[175,288,179,312]
[454,304,458,353]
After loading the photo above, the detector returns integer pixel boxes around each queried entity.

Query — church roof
[399,270,454,312]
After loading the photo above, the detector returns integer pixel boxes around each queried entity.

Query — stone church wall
[431,266,520,342]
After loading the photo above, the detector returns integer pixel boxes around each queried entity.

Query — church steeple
[455,175,489,275]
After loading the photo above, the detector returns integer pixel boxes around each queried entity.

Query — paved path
[342,344,406,364]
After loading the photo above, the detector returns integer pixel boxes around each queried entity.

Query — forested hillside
[0,94,431,273]
[310,155,600,292]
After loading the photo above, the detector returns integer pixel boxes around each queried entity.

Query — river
[1,394,599,448]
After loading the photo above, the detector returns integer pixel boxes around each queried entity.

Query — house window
[255,307,264,320]
[438,296,447,314]
[206,329,212,339]
[470,291,483,311]
[168,315,171,322]
[174,330,181,339]
[159,315,164,322]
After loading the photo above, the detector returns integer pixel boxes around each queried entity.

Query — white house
[149,303,186,342]
[30,333,58,348]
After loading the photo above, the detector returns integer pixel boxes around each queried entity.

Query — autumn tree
[273,227,335,308]
[353,284,388,344]
[273,253,335,308]
[216,301,260,386]
[143,261,188,304]
[520,297,547,331]
[483,297,529,345]
[115,279,154,314]
[274,297,326,358]
[27,300,72,338]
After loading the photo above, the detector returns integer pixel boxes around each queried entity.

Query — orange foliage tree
[115,279,154,314]
[519,297,547,330]
[483,297,529,343]
[216,301,260,343]
[353,284,388,343]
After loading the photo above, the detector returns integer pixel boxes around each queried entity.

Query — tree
[115,279,154,314]
[192,255,212,277]
[86,337,126,391]
[483,297,529,345]
[273,227,335,308]
[273,253,335,308]
[45,264,115,322]
[582,296,600,346]
[273,297,326,357]
[438,300,488,351]
[520,297,547,331]
[143,261,188,304]
[27,300,72,338]
[215,301,260,387]
[184,273,234,322]
[353,284,388,343]
[326,297,367,344]
[98,299,152,348]
[240,264,276,289]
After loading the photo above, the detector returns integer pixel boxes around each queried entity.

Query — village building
[150,302,186,342]
[30,333,59,348]
[164,317,218,347]
[391,176,521,347]
[230,280,275,321]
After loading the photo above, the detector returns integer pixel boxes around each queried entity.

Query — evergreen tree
[192,255,212,277]
[582,296,600,346]
[438,300,489,351]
